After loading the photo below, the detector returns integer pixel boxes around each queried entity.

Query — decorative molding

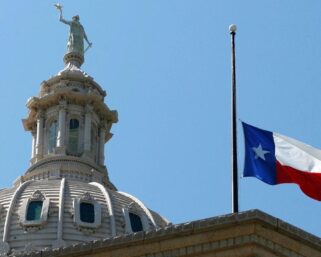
[118,191,157,229]
[28,210,321,257]
[122,207,131,233]
[73,192,102,231]
[122,206,149,234]
[36,109,45,119]
[90,182,116,237]
[3,180,32,243]
[85,104,93,114]
[19,190,50,230]
[22,156,117,190]
[57,178,66,242]
[30,190,46,201]
[81,192,94,201]
[99,120,108,130]
[59,98,67,109]
[49,169,61,179]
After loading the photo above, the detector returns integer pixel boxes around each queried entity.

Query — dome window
[19,190,50,229]
[26,201,43,221]
[73,192,101,229]
[129,212,143,232]
[68,119,79,155]
[80,202,95,223]
[122,207,149,233]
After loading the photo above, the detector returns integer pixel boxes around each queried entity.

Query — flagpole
[229,24,238,213]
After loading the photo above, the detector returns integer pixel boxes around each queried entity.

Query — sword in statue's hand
[85,42,93,53]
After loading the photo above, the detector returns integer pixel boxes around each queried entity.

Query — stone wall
[18,210,321,257]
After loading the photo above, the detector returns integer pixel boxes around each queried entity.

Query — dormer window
[19,190,50,228]
[122,207,148,233]
[68,119,79,155]
[48,120,58,153]
[129,212,143,232]
[26,201,43,221]
[80,202,95,223]
[73,192,101,229]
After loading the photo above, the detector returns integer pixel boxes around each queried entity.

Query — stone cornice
[23,92,117,131]
[14,209,321,257]
[26,155,107,174]
[21,156,117,190]
[41,73,106,97]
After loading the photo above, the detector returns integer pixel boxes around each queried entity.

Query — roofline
[21,209,321,256]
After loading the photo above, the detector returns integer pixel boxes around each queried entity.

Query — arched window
[26,201,43,221]
[129,212,143,232]
[68,119,79,155]
[48,120,58,153]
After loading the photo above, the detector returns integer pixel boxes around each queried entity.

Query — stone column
[99,122,106,166]
[83,105,93,154]
[31,129,36,159]
[35,110,45,160]
[57,100,67,149]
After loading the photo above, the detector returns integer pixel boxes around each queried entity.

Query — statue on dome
[55,3,92,56]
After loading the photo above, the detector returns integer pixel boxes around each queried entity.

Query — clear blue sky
[1,0,321,236]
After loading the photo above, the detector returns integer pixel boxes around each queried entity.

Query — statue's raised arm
[59,10,72,26]
[55,3,92,57]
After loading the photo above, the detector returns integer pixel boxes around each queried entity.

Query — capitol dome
[0,20,169,256]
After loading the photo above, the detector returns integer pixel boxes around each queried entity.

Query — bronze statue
[55,3,92,56]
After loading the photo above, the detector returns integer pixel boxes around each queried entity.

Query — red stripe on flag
[276,161,321,201]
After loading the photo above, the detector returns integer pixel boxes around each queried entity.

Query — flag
[242,122,321,201]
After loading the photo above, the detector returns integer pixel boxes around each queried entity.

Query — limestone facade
[10,210,321,257]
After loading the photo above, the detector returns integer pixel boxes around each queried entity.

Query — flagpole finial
[229,24,237,33]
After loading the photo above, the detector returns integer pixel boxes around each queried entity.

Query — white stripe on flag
[273,133,321,173]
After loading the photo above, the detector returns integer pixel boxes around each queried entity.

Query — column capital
[36,109,45,119]
[85,104,94,114]
[100,120,108,130]
[59,98,67,110]
[31,127,37,134]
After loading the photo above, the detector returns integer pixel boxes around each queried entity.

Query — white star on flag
[252,144,270,161]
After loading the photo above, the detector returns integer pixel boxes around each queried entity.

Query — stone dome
[0,40,169,256]
[0,179,168,255]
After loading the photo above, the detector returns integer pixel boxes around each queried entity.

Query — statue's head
[72,15,80,21]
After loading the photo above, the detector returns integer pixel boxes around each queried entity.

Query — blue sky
[1,0,321,236]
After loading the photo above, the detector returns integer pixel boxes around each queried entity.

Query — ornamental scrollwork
[30,190,46,201]
[81,192,94,201]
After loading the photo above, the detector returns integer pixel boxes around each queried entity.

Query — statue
[55,4,92,56]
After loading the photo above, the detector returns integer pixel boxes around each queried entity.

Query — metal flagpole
[229,24,239,213]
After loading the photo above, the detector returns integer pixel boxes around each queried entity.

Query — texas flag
[242,122,321,201]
